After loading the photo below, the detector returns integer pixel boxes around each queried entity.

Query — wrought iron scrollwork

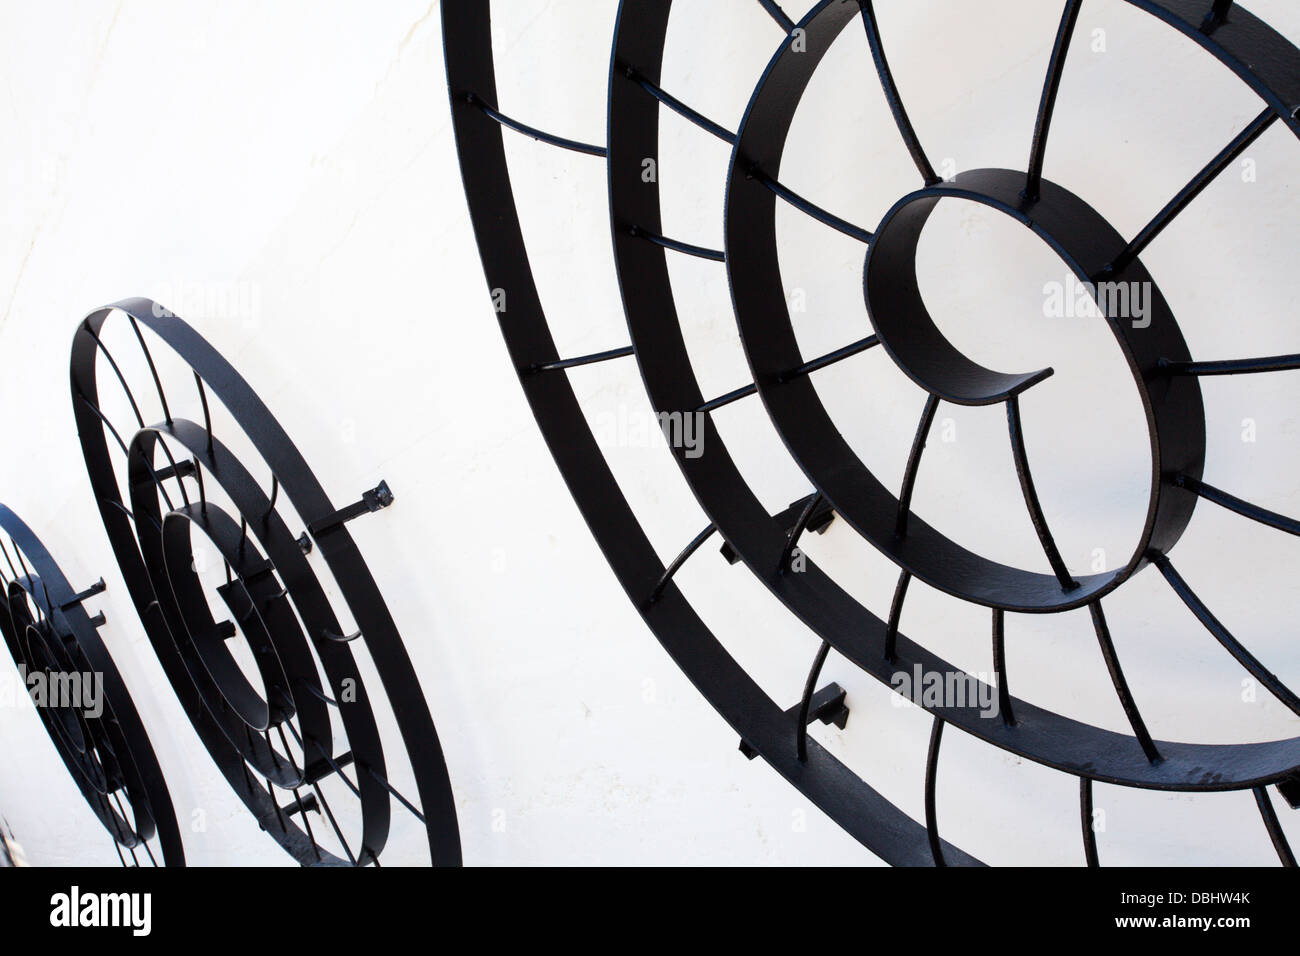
[444,0,1300,864]
[70,299,461,866]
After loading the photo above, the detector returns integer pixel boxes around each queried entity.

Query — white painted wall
[0,0,1298,866]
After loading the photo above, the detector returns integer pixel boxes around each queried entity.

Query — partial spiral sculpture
[71,300,461,866]
[0,505,183,866]
[444,0,1300,864]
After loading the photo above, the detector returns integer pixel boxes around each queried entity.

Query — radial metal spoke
[796,641,832,762]
[1154,554,1300,717]
[696,384,757,414]
[782,335,881,382]
[698,337,880,413]
[884,569,911,663]
[1080,778,1100,867]
[1026,0,1084,200]
[857,0,939,185]
[193,371,215,456]
[0,537,21,583]
[1090,602,1161,763]
[1254,785,1297,867]
[992,609,1015,726]
[1107,107,1276,273]
[126,314,174,426]
[649,523,717,603]
[629,73,873,243]
[1164,352,1300,376]
[75,392,132,459]
[312,781,358,866]
[757,0,795,33]
[896,395,939,538]
[361,763,426,824]
[1007,397,1078,590]
[779,492,825,574]
[466,92,606,157]
[1177,474,1300,537]
[291,788,322,862]
[83,325,146,429]
[292,725,363,800]
[531,346,635,374]
[1203,0,1235,31]
[752,170,875,244]
[630,225,725,262]
[629,70,735,144]
[924,717,947,867]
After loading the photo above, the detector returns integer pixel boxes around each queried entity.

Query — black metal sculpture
[70,299,461,866]
[0,505,183,866]
[444,0,1300,864]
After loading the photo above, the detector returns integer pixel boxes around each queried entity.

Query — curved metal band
[445,0,981,866]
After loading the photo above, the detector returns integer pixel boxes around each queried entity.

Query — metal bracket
[721,493,835,565]
[739,682,850,760]
[1276,773,1300,810]
[280,794,321,819]
[304,751,354,787]
[307,480,395,539]
[153,459,196,484]
[59,578,106,611]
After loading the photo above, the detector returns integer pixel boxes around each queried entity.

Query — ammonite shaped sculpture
[0,505,182,865]
[71,299,461,866]
[444,0,1300,864]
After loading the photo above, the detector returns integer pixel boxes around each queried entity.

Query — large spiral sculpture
[445,0,1300,864]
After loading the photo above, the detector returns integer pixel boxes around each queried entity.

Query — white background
[1,0,1298,866]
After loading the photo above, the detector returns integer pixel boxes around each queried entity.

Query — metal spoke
[127,314,174,426]
[466,92,606,157]
[1007,396,1077,590]
[696,384,757,414]
[628,69,735,144]
[857,0,939,185]
[1254,785,1296,867]
[1026,1,1084,200]
[361,762,426,824]
[752,169,875,243]
[1177,474,1300,537]
[649,523,717,603]
[924,716,947,866]
[896,395,939,537]
[756,0,794,33]
[83,324,146,429]
[1106,107,1276,273]
[532,346,635,374]
[992,609,1015,726]
[1164,352,1300,376]
[1203,0,1235,32]
[1089,602,1161,763]
[194,370,215,456]
[1080,778,1100,867]
[628,73,873,242]
[629,225,725,262]
[312,780,358,866]
[778,492,824,573]
[796,641,832,762]
[884,569,911,663]
[1154,554,1300,716]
